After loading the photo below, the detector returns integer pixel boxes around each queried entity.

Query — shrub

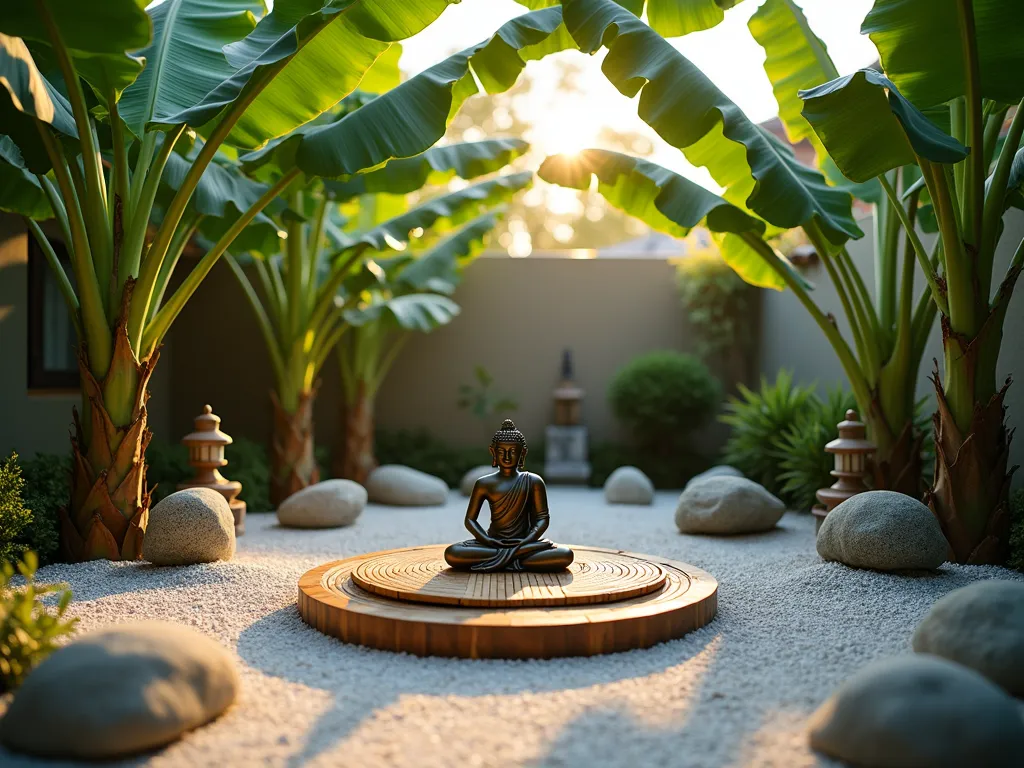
[676,248,754,361]
[773,388,857,512]
[1009,489,1024,572]
[0,551,78,694]
[720,370,818,496]
[148,437,274,512]
[608,351,721,453]
[18,454,67,566]
[0,454,33,566]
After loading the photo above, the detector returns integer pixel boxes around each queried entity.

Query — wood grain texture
[351,547,667,607]
[298,545,718,659]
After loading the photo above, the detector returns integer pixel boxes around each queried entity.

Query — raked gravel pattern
[3,488,1021,768]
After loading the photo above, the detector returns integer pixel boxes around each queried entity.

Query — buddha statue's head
[490,419,527,470]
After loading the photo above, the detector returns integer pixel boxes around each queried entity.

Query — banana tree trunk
[336,382,377,486]
[61,305,155,561]
[270,387,319,506]
[865,408,924,499]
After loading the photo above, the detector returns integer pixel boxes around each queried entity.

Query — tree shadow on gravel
[236,604,719,768]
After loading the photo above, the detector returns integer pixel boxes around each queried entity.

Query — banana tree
[224,165,529,503]
[0,0,566,560]
[795,0,1024,563]
[336,209,506,484]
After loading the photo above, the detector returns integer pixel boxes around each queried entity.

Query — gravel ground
[4,487,1021,768]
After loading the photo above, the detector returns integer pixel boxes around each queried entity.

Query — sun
[527,101,604,158]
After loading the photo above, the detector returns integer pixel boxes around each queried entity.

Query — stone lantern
[178,405,246,535]
[544,350,591,483]
[813,409,875,533]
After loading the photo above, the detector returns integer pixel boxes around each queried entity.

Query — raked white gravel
[3,487,1021,768]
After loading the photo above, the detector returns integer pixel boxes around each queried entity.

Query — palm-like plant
[0,0,564,559]
[336,209,506,484]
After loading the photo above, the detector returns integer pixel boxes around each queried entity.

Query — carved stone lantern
[813,409,875,533]
[544,350,591,483]
[553,349,584,426]
[178,405,246,535]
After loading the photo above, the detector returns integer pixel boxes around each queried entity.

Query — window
[27,234,79,390]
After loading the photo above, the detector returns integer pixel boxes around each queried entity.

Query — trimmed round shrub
[608,352,721,452]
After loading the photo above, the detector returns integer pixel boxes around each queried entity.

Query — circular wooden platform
[298,545,717,659]
[351,548,667,608]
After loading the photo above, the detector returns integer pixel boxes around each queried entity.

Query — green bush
[608,351,722,453]
[773,388,857,512]
[18,454,67,566]
[376,429,488,488]
[676,250,754,361]
[1009,489,1024,572]
[0,454,33,566]
[148,437,274,512]
[0,551,78,694]
[720,370,818,497]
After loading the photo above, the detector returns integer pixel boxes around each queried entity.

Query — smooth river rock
[912,579,1024,696]
[816,490,948,571]
[366,465,448,506]
[603,466,655,505]
[674,476,785,535]
[277,479,366,528]
[0,622,239,760]
[808,655,1024,768]
[143,488,235,566]
[459,465,494,496]
[684,465,743,489]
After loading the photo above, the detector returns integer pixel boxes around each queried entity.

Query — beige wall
[759,209,1024,481]
[167,255,737,454]
[0,214,171,459]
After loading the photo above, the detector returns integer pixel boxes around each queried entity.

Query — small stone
[459,465,494,496]
[276,479,366,528]
[603,466,655,505]
[366,465,448,506]
[674,476,784,534]
[808,655,1024,768]
[912,580,1024,697]
[684,465,743,489]
[0,621,239,760]
[143,488,235,566]
[816,490,948,571]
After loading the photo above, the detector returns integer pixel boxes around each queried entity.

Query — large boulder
[912,580,1024,697]
[0,622,239,760]
[816,490,948,571]
[684,465,743,489]
[366,465,448,506]
[277,479,366,529]
[674,476,784,534]
[459,465,494,496]
[807,655,1024,768]
[143,488,235,566]
[603,466,655,505]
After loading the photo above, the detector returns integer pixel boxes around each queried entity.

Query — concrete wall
[759,209,1024,479]
[166,255,736,454]
[0,214,172,458]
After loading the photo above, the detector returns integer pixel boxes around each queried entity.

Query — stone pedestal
[544,425,591,483]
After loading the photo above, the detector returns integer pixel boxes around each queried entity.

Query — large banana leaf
[0,136,52,218]
[345,292,460,332]
[514,0,745,36]
[748,0,836,158]
[0,34,77,173]
[161,142,272,220]
[799,69,969,184]
[862,0,1024,109]
[118,0,260,138]
[157,0,457,148]
[561,0,861,246]
[539,149,797,289]
[397,208,505,294]
[323,139,530,201]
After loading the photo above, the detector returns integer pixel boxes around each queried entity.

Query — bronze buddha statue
[444,420,574,573]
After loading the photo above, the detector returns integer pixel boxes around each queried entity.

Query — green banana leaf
[538,148,806,290]
[345,291,460,332]
[323,139,530,201]
[748,0,836,159]
[514,0,745,37]
[0,136,52,218]
[561,0,861,247]
[156,0,457,148]
[396,208,505,294]
[799,69,969,184]
[862,0,1024,109]
[118,0,260,138]
[0,34,77,173]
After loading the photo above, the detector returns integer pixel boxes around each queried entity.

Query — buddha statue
[444,420,574,573]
